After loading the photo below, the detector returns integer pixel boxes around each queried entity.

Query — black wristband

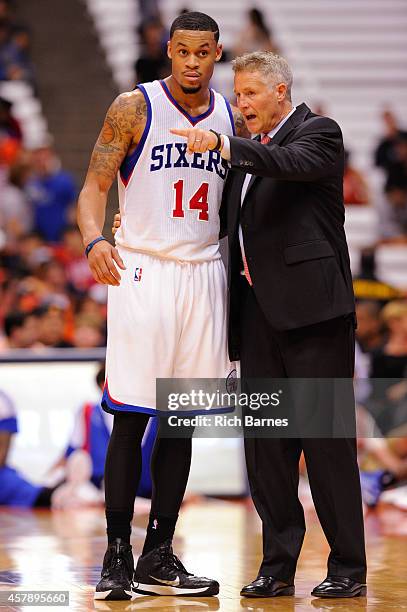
[209,129,222,151]
[85,236,107,257]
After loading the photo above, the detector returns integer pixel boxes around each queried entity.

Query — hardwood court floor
[0,498,407,611]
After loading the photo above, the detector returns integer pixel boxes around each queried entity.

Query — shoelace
[159,544,192,576]
[104,550,134,585]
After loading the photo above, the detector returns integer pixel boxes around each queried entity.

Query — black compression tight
[104,411,192,519]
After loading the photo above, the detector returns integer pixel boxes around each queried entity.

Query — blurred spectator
[354,301,384,408]
[355,301,385,354]
[233,8,278,57]
[0,96,22,166]
[0,0,10,21]
[26,146,77,243]
[8,25,35,86]
[38,259,67,295]
[385,133,407,192]
[0,18,21,82]
[57,226,95,295]
[367,300,407,434]
[0,0,34,85]
[15,231,51,273]
[0,18,12,80]
[2,310,40,349]
[37,305,73,348]
[358,409,407,508]
[135,17,170,83]
[375,116,407,242]
[77,294,106,321]
[0,96,22,141]
[377,185,407,243]
[375,109,407,176]
[0,156,33,242]
[138,0,160,22]
[72,314,104,349]
[353,248,403,303]
[371,301,407,379]
[313,103,371,208]
[343,150,370,205]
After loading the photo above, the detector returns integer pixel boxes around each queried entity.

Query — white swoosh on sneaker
[149,575,180,586]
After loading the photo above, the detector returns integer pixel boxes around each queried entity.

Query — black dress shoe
[311,576,366,598]
[240,576,294,598]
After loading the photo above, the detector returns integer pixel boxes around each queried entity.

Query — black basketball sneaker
[133,539,219,596]
[94,538,135,600]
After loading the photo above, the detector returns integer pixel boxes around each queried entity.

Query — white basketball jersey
[114,79,235,262]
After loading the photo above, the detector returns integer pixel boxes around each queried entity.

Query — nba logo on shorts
[134,267,143,282]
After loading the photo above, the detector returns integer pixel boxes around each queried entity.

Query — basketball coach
[172,51,367,599]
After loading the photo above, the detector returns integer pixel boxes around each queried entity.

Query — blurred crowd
[0,0,34,85]
[0,0,107,351]
[134,6,278,83]
[0,136,107,349]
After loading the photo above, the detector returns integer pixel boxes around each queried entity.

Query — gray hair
[232,51,293,102]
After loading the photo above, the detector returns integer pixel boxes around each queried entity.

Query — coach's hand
[170,128,218,154]
[87,240,125,286]
[112,211,121,236]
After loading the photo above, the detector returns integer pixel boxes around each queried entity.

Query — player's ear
[215,43,223,63]
[167,40,172,60]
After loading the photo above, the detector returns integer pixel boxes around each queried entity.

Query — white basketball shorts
[102,248,235,416]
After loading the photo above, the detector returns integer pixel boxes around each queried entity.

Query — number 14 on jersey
[172,180,209,221]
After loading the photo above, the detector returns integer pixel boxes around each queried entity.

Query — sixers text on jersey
[150,143,227,179]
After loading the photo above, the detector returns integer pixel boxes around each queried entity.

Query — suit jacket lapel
[241,103,311,207]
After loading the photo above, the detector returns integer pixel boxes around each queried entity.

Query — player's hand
[87,240,126,286]
[112,211,121,236]
[170,128,218,154]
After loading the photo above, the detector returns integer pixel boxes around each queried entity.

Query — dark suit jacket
[221,103,355,361]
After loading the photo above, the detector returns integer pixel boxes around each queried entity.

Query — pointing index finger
[170,128,189,137]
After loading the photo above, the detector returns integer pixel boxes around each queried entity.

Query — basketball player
[77,12,247,601]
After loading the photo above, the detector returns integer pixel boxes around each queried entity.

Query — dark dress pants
[240,284,367,583]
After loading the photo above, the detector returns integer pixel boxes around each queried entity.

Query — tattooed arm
[231,104,250,138]
[77,90,147,285]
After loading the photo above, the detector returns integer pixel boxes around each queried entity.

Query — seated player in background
[0,365,158,509]
[50,363,158,502]
[0,388,59,508]
[357,403,407,509]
